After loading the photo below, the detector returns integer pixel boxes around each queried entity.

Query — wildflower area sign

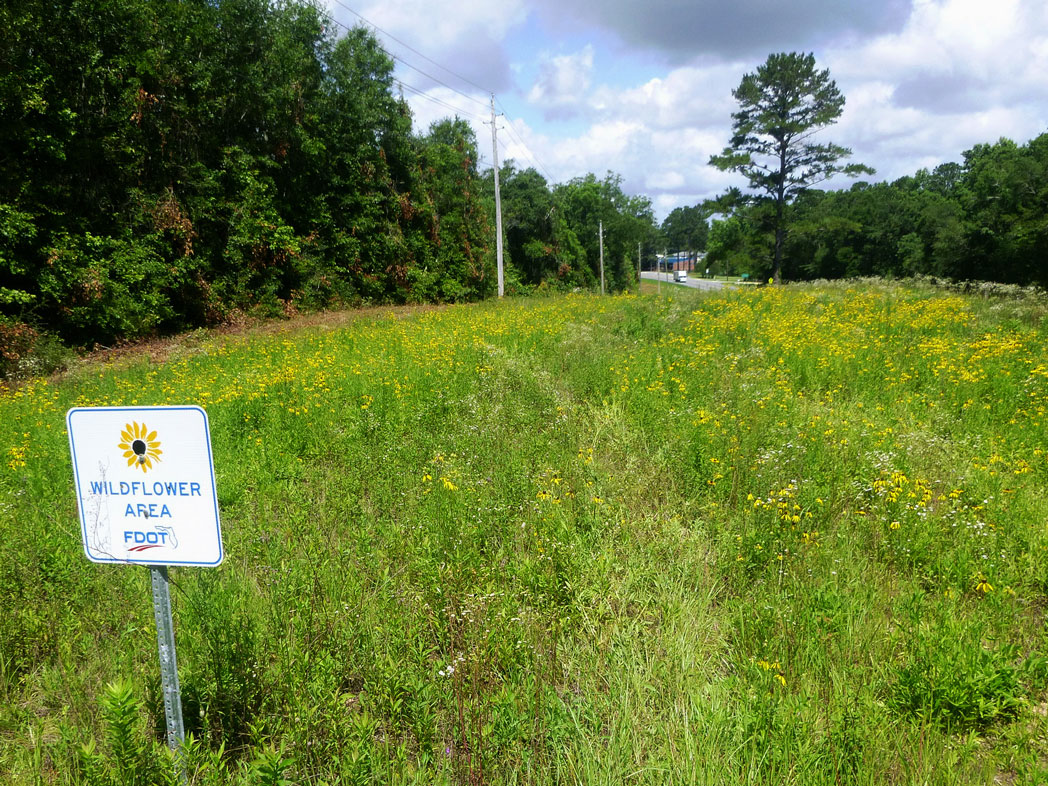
[67,405,223,774]
[67,406,222,566]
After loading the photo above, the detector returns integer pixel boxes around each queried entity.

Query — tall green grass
[2,282,1047,784]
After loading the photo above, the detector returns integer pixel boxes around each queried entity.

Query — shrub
[37,233,178,345]
[0,315,69,382]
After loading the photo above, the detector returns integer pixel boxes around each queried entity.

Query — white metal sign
[67,406,223,566]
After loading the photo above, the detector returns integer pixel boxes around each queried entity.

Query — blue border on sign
[67,405,224,567]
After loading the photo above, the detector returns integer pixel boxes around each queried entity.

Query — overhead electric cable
[327,3,559,189]
[327,0,492,106]
[317,0,516,180]
[396,80,486,122]
[496,136,515,162]
[495,133,557,187]
[495,98,558,183]
[320,6,488,113]
[387,51,489,110]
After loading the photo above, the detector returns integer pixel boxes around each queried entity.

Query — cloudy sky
[325,0,1048,220]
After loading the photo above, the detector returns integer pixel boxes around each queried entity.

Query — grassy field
[2,281,1047,784]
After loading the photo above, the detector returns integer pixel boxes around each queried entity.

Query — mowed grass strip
[1,281,1047,784]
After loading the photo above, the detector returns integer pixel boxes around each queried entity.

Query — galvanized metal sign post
[68,406,223,777]
[151,566,185,751]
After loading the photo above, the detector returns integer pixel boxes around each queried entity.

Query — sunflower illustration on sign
[119,422,162,472]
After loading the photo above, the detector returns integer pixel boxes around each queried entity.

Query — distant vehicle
[673,270,688,283]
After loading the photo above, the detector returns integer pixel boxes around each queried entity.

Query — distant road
[640,271,725,291]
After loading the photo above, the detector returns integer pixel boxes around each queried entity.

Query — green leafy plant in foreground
[890,595,1029,731]
[78,680,171,786]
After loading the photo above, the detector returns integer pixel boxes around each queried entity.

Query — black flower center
[132,439,146,456]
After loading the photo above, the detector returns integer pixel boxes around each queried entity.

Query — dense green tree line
[480,166,663,292]
[0,0,661,373]
[708,133,1048,285]
[2,0,488,347]
[660,205,709,261]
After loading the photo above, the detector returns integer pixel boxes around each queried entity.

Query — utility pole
[598,221,605,295]
[489,95,505,298]
[637,242,641,289]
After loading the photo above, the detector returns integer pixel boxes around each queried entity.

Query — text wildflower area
[2,280,1048,783]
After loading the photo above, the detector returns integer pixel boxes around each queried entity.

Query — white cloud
[555,119,644,163]
[825,0,1048,180]
[401,86,490,146]
[527,46,595,114]
[652,193,701,218]
[829,0,1046,91]
[645,170,685,191]
[504,59,752,214]
[346,0,528,51]
[589,64,742,130]
[505,109,743,216]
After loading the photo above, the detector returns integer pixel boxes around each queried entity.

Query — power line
[388,50,488,111]
[327,0,491,108]
[494,133,557,189]
[317,2,550,195]
[495,98,558,184]
[320,5,488,112]
[396,80,486,123]
[499,123,556,184]
[496,135,515,164]
[318,4,492,130]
